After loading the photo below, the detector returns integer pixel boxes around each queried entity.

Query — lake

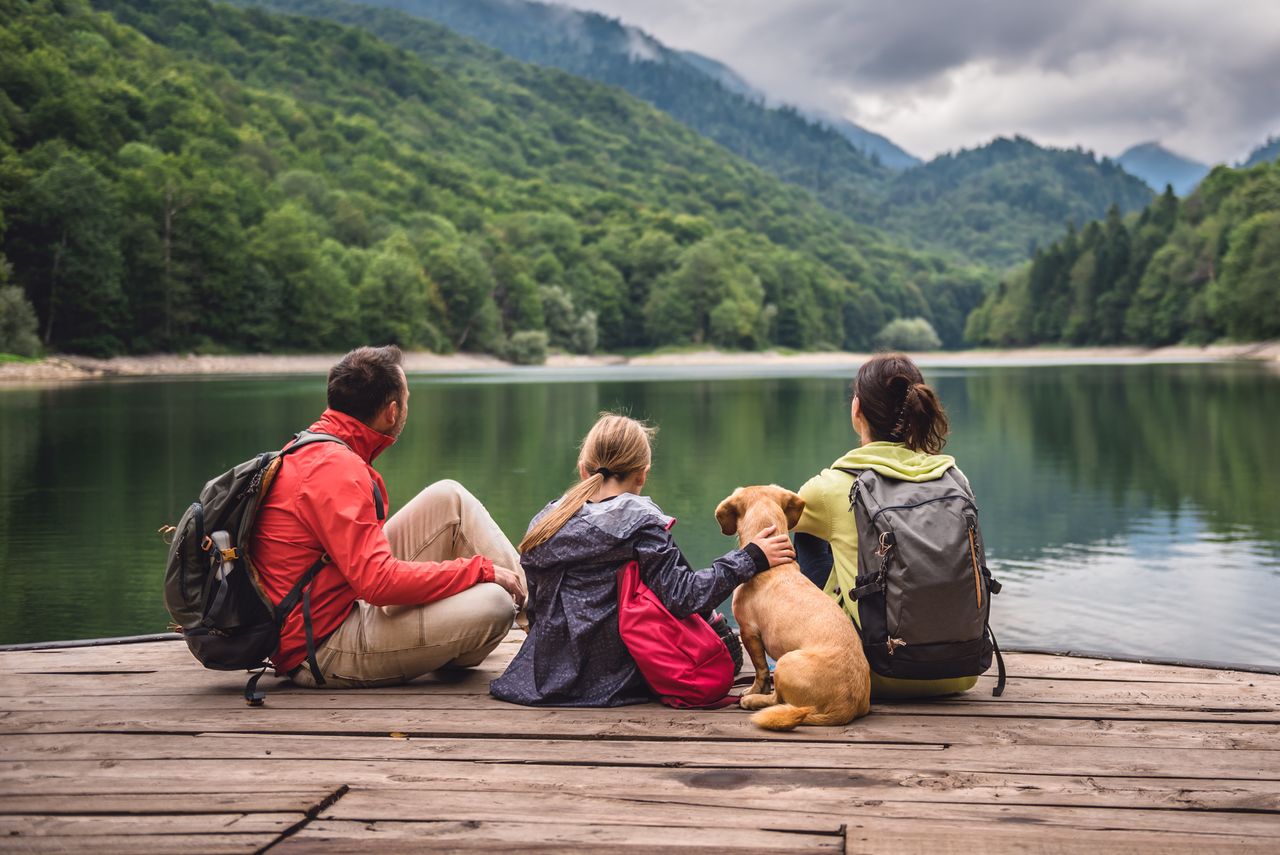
[1,361,1277,668]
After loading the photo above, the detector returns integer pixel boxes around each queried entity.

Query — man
[253,345,526,688]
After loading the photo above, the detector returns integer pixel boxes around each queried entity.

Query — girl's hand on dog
[751,524,797,568]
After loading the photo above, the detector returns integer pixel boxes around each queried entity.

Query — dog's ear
[715,490,743,536]
[778,488,806,530]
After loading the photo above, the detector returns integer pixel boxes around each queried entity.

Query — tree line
[965,161,1280,346]
[0,0,988,358]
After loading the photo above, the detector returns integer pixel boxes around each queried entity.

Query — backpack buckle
[200,535,213,552]
[876,531,895,556]
[219,547,240,562]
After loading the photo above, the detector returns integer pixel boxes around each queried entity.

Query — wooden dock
[0,632,1277,853]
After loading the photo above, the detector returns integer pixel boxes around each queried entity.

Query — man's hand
[750,524,796,568]
[493,564,527,608]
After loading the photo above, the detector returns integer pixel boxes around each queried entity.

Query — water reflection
[0,363,1276,666]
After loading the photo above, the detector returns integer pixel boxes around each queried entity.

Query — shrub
[0,286,42,357]
[505,330,548,365]
[873,317,942,351]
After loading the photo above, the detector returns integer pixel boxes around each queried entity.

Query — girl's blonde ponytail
[518,413,656,553]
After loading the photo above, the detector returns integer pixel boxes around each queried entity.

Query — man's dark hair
[327,345,405,423]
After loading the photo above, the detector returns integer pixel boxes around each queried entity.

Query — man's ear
[714,490,743,536]
[370,398,397,434]
[777,487,805,530]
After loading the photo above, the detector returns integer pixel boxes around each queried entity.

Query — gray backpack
[836,466,1006,696]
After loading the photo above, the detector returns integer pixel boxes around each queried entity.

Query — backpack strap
[273,552,333,687]
[268,430,384,687]
[987,620,1007,697]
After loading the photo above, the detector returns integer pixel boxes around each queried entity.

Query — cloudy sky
[556,0,1280,165]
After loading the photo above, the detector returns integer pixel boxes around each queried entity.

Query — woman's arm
[632,525,767,619]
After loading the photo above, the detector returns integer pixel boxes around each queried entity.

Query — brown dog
[716,485,871,730]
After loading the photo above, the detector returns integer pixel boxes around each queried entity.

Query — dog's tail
[750,704,816,731]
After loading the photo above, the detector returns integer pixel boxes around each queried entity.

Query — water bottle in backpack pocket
[836,466,1006,696]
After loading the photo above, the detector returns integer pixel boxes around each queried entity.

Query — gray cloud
[554,0,1280,164]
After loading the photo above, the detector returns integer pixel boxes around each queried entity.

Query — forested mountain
[965,160,1280,346]
[330,0,1160,268]
[331,0,893,213]
[881,137,1155,268]
[1117,142,1211,196]
[0,0,989,358]
[1242,136,1280,167]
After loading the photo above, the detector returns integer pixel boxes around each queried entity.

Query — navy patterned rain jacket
[490,493,766,707]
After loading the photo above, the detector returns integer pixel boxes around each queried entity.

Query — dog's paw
[739,692,777,711]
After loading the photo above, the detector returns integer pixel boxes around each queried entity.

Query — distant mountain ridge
[1242,136,1280,167]
[1116,142,1210,196]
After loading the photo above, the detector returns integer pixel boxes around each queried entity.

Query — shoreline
[1,342,1277,385]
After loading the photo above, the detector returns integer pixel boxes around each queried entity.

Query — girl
[491,413,795,707]
[794,352,979,698]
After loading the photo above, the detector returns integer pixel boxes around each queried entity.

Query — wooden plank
[843,824,1278,854]
[4,708,1279,748]
[2,760,1277,813]
[1,640,1272,688]
[0,813,298,835]
[4,732,1277,781]
[0,833,270,854]
[0,638,524,674]
[5,673,1277,707]
[280,819,841,853]
[0,792,325,815]
[3,697,1276,744]
[326,786,1280,838]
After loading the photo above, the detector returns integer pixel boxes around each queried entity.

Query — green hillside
[305,0,1152,269]
[243,0,892,226]
[883,137,1155,268]
[0,0,988,357]
[965,161,1280,346]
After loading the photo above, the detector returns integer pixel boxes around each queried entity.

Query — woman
[794,352,979,698]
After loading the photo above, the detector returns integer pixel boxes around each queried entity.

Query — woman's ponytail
[899,381,949,454]
[854,353,949,454]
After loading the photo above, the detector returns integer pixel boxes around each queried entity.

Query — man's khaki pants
[291,479,523,689]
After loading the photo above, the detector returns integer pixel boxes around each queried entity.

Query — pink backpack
[616,560,736,709]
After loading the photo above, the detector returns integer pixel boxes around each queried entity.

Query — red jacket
[253,409,494,673]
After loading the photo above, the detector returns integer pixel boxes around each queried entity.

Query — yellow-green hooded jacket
[796,441,978,699]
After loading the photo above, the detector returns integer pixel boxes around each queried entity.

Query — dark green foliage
[0,284,41,356]
[0,0,988,356]
[884,137,1154,268]
[967,163,1280,346]
[318,0,1156,270]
